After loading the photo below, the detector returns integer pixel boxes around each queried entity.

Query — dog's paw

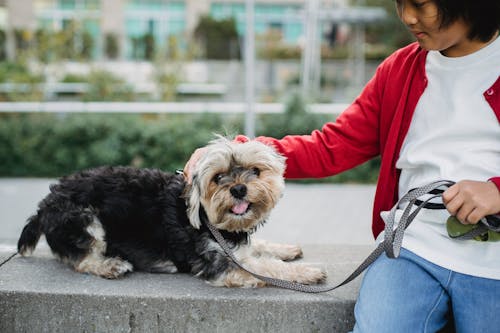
[76,256,133,279]
[293,265,327,285]
[101,258,133,279]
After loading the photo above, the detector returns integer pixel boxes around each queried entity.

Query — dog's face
[186,138,285,232]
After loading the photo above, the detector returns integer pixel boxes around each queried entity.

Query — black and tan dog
[17,138,326,287]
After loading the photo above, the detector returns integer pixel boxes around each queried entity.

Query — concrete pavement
[0,244,372,333]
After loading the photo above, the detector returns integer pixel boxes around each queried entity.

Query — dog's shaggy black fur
[17,139,327,287]
[17,166,246,280]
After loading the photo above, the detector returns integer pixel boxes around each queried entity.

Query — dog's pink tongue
[231,202,249,215]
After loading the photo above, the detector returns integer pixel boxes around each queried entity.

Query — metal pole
[301,1,311,94]
[244,0,255,138]
[353,24,365,91]
[311,0,321,96]
[301,0,319,97]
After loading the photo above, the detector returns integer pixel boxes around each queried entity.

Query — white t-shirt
[387,36,500,279]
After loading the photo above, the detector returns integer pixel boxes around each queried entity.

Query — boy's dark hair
[436,0,500,42]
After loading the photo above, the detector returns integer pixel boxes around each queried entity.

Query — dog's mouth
[230,201,251,216]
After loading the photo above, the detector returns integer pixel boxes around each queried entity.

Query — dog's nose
[230,184,247,199]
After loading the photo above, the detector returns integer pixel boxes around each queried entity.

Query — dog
[17,137,326,287]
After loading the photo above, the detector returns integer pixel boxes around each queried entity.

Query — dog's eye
[252,168,260,176]
[213,173,224,184]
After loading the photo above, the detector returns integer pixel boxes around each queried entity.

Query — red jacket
[238,43,500,239]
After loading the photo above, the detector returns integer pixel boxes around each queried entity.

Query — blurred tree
[105,33,119,59]
[143,33,155,60]
[0,30,6,61]
[257,29,301,60]
[80,30,94,60]
[53,21,77,59]
[194,16,240,60]
[14,29,32,52]
[166,34,180,60]
[154,35,182,101]
[34,29,52,63]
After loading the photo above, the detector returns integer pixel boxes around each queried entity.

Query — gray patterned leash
[204,180,496,293]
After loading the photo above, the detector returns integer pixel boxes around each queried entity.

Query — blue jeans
[351,248,500,333]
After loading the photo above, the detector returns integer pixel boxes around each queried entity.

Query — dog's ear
[185,175,202,229]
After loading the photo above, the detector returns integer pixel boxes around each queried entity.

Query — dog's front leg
[213,253,327,288]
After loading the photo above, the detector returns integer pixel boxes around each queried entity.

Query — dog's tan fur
[186,138,326,287]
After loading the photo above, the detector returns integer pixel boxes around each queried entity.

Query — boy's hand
[442,180,500,225]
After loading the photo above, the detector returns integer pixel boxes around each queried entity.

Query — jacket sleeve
[489,177,500,214]
[490,177,500,193]
[237,66,387,179]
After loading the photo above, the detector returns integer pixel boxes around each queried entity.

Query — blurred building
[3,0,348,60]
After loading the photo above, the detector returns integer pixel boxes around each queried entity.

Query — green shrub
[61,73,88,83]
[0,102,379,183]
[0,62,29,83]
[82,70,135,102]
[155,70,180,102]
[60,70,136,101]
[0,113,242,177]
[0,62,44,101]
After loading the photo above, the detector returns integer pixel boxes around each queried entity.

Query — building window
[210,2,303,44]
[59,0,99,10]
[125,0,186,60]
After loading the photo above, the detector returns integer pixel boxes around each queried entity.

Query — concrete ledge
[0,244,372,333]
